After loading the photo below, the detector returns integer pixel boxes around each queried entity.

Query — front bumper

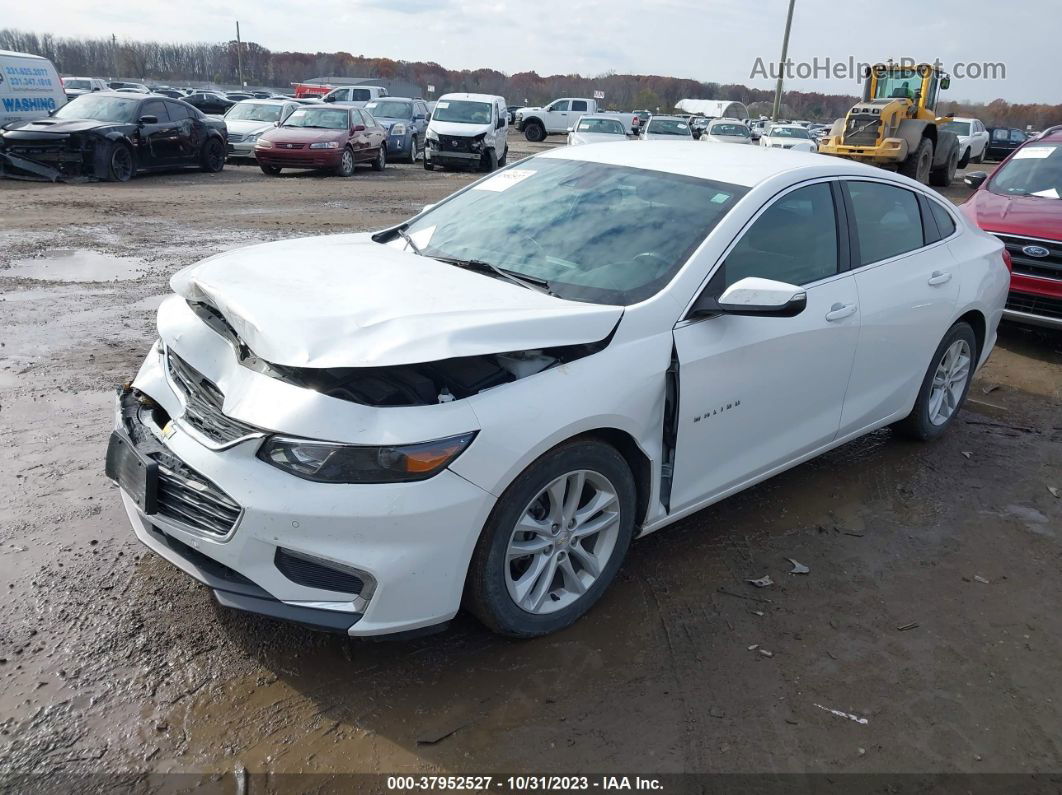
[818,137,908,164]
[1004,289,1062,330]
[386,133,412,156]
[226,141,259,160]
[112,349,496,637]
[254,147,343,168]
[425,145,481,165]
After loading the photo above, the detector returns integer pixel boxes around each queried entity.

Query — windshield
[53,95,139,122]
[282,108,349,129]
[433,100,492,124]
[64,79,91,90]
[940,121,972,136]
[769,126,810,139]
[874,70,920,100]
[365,100,412,119]
[576,118,625,135]
[225,103,284,122]
[711,124,750,137]
[402,157,747,305]
[647,119,691,136]
[989,144,1062,199]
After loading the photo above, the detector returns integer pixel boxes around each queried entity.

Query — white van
[424,93,508,172]
[0,50,66,126]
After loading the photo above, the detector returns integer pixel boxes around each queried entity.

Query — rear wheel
[893,322,977,441]
[335,147,355,177]
[199,137,225,173]
[899,137,933,184]
[106,143,134,182]
[372,145,386,172]
[929,144,959,187]
[466,440,636,637]
[259,163,282,176]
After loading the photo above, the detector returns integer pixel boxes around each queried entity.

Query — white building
[675,99,749,120]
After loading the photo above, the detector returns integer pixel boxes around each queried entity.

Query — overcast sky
[8,0,1057,104]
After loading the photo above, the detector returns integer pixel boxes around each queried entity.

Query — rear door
[165,100,199,163]
[362,110,386,155]
[837,179,960,435]
[137,99,178,164]
[348,109,370,160]
[669,181,861,512]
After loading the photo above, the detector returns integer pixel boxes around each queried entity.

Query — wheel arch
[955,307,987,361]
[522,115,544,128]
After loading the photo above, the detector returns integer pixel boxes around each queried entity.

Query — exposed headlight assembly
[470,134,486,153]
[255,139,274,149]
[309,141,340,149]
[258,432,476,483]
[390,123,407,136]
[426,128,439,141]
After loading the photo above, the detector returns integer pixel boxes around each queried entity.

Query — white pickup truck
[515,98,639,142]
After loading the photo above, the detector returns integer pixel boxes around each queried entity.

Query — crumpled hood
[3,118,113,135]
[170,234,623,369]
[429,120,491,138]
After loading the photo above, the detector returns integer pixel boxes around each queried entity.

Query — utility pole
[771,0,797,121]
[235,21,244,87]
[111,33,117,79]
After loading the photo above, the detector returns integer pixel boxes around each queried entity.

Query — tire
[929,143,959,187]
[973,146,985,164]
[523,121,546,143]
[498,145,508,167]
[480,148,498,173]
[423,157,434,171]
[372,145,386,172]
[199,137,225,173]
[898,137,933,184]
[465,439,637,637]
[335,147,355,177]
[958,147,970,169]
[892,322,977,441]
[405,137,419,164]
[106,142,135,182]
[259,163,282,176]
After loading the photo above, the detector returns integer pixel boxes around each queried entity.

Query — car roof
[648,116,687,122]
[1036,126,1062,143]
[232,98,293,105]
[540,140,890,188]
[438,92,503,103]
[577,114,624,121]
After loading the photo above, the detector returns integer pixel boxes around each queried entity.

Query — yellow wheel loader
[819,63,961,187]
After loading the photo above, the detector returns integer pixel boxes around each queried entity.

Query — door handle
[928,270,952,286]
[825,302,857,322]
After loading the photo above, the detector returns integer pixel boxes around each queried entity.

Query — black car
[985,127,1027,162]
[183,91,236,115]
[0,92,227,182]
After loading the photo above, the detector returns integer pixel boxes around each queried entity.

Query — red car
[254,105,386,176]
[961,125,1062,330]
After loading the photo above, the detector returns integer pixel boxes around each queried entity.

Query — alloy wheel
[111,146,133,181]
[928,339,971,425]
[504,470,621,614]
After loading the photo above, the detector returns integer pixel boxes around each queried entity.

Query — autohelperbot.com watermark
[750,57,1006,82]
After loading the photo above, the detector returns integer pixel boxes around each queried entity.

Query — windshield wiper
[432,255,555,296]
[397,226,423,255]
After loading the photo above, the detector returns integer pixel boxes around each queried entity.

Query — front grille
[437,134,475,153]
[274,142,305,149]
[227,133,245,143]
[842,114,881,147]
[156,463,242,537]
[993,234,1062,281]
[275,548,365,594]
[166,352,261,446]
[1006,291,1062,320]
[148,523,251,583]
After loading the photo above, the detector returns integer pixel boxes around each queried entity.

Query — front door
[669,181,861,512]
[137,99,178,165]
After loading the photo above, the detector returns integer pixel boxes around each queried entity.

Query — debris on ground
[1049,486,1060,499]
[709,706,725,719]
[758,649,774,658]
[718,586,772,604]
[982,384,1000,394]
[786,558,810,575]
[961,451,973,459]
[747,644,759,651]
[417,722,468,746]
[897,622,919,632]
[751,610,765,617]
[234,762,247,795]
[974,575,991,585]
[814,703,869,725]
[746,575,774,588]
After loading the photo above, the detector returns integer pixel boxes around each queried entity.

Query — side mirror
[352,124,366,132]
[567,126,575,133]
[414,114,426,121]
[273,120,280,127]
[496,117,505,129]
[691,277,807,318]
[323,94,335,103]
[964,171,988,189]
[92,86,100,92]
[138,115,158,125]
[941,76,951,90]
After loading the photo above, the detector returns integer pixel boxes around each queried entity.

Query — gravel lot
[1,139,1060,783]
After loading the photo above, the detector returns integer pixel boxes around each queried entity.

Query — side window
[1011,129,1026,144]
[929,201,957,239]
[416,101,427,118]
[718,183,839,289]
[991,128,1008,141]
[847,181,924,265]
[550,100,570,112]
[142,100,169,121]
[571,100,588,112]
[166,102,191,120]
[351,109,365,127]
[362,111,378,127]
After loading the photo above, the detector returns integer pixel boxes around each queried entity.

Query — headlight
[245,133,259,143]
[426,128,439,141]
[309,141,340,149]
[258,432,476,484]
[470,134,485,152]
[255,139,273,149]
[390,123,407,136]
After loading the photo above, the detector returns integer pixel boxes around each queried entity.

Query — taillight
[1001,248,1013,272]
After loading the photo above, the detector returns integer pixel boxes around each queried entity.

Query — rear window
[846,181,924,265]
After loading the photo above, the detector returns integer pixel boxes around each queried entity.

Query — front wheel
[498,145,508,167]
[106,142,134,182]
[929,144,959,187]
[405,137,419,164]
[466,440,636,637]
[893,322,977,441]
[372,145,386,172]
[259,163,282,176]
[523,122,546,143]
[335,147,355,177]
[423,157,435,171]
[480,148,498,173]
[199,137,225,173]
[899,137,933,184]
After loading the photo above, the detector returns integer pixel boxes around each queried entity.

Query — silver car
[223,99,299,162]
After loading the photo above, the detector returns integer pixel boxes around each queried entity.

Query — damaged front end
[0,130,107,182]
[189,299,614,407]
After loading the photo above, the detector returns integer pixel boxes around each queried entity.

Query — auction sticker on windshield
[473,169,536,192]
[1013,146,1054,159]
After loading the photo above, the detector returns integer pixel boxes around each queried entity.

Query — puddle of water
[2,249,146,282]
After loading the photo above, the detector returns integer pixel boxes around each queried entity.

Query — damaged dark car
[0,92,227,182]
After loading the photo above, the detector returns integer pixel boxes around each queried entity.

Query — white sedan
[567,115,629,146]
[108,143,1008,639]
[760,123,818,152]
[939,117,990,167]
[640,116,694,140]
[701,119,754,145]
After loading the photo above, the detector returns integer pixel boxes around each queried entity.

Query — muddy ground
[0,139,1060,789]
